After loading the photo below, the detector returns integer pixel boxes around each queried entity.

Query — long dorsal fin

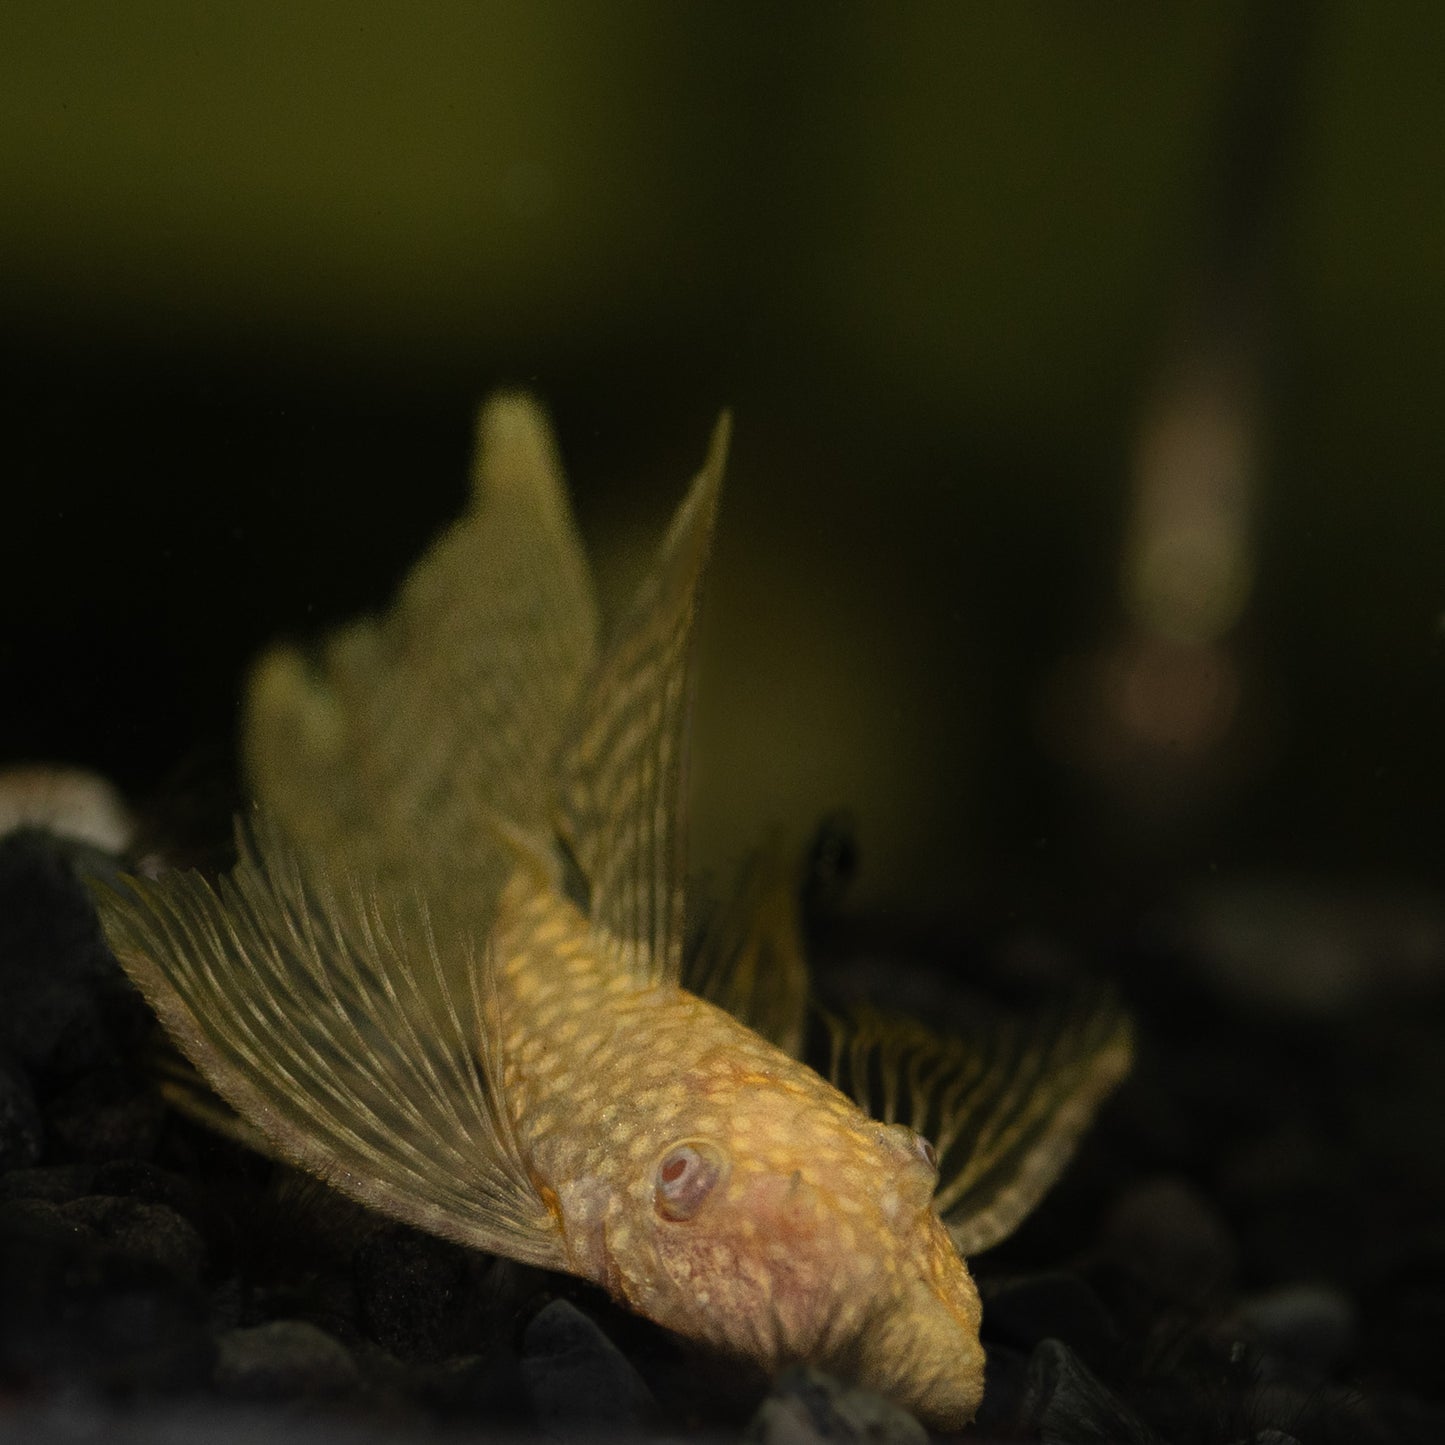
[245,393,600,942]
[553,415,731,987]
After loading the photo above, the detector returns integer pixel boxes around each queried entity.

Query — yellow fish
[96,395,1131,1429]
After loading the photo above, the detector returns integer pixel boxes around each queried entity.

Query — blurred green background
[2,2,1442,937]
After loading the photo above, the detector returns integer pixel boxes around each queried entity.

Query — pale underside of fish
[96,396,1132,1429]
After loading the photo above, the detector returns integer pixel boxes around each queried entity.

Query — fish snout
[852,1215,986,1429]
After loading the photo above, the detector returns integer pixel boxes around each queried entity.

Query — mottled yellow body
[492,868,985,1425]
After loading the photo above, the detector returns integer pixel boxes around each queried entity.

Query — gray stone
[972,1343,1031,1437]
[0,1397,426,1444]
[60,1194,208,1283]
[0,1049,42,1168]
[91,1158,208,1225]
[1234,1282,1356,1374]
[1019,1339,1155,1445]
[982,1270,1118,1364]
[411,1348,534,1425]
[42,1067,165,1162]
[0,832,125,1079]
[1102,1176,1238,1306]
[521,1298,658,1439]
[745,1365,928,1445]
[0,1197,212,1390]
[0,1162,94,1202]
[354,1223,487,1363]
[0,1193,205,1283]
[214,1319,363,1401]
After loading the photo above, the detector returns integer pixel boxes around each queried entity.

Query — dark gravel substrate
[2,825,1442,1444]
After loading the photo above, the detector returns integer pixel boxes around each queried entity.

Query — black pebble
[1018,1338,1156,1445]
[410,1347,536,1427]
[353,1223,488,1364]
[1101,1176,1238,1308]
[90,1157,210,1226]
[1233,1283,1357,1376]
[0,1162,95,1203]
[745,1365,927,1445]
[0,1195,212,1392]
[42,1066,165,1162]
[973,1343,1031,1437]
[520,1298,659,1439]
[0,1048,43,1168]
[0,1192,205,1282]
[982,1269,1119,1366]
[0,833,123,1081]
[213,1319,363,1401]
[59,1194,208,1283]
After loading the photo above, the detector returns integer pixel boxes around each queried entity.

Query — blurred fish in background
[1,1,1442,967]
[1039,4,1304,863]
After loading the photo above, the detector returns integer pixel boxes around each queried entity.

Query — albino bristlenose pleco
[97,395,1131,1429]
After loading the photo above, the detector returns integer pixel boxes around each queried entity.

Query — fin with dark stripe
[687,835,811,1058]
[826,992,1132,1255]
[554,415,731,987]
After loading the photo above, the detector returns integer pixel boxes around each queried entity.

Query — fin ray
[686,834,810,1057]
[827,993,1132,1255]
[245,394,600,946]
[555,415,731,987]
[96,815,566,1268]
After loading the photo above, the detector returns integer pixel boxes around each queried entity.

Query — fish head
[605,1073,985,1428]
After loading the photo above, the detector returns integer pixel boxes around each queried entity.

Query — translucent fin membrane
[146,1038,275,1157]
[554,415,731,987]
[686,835,811,1059]
[245,394,600,940]
[826,993,1133,1256]
[96,814,565,1268]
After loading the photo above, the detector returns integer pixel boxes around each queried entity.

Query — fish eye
[654,1140,727,1221]
[879,1121,938,1174]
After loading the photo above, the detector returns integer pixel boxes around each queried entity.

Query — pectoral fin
[146,1037,276,1157]
[827,992,1132,1255]
[94,813,567,1269]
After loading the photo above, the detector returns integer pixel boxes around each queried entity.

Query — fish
[95,394,1132,1429]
